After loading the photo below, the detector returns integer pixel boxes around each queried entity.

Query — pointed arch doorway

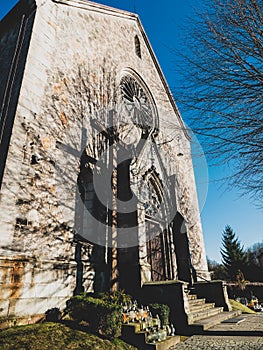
[142,170,175,282]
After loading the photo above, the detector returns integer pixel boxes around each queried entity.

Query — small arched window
[134,35,141,58]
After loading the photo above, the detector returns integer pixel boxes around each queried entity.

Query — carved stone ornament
[119,75,155,131]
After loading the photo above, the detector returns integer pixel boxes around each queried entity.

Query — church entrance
[145,219,175,282]
[146,220,165,281]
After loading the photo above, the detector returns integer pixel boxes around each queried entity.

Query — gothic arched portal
[142,169,175,282]
[75,69,185,292]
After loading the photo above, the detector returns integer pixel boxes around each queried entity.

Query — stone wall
[0,0,209,319]
[0,255,76,318]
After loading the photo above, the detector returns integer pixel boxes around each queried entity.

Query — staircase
[121,322,181,350]
[140,280,242,336]
[120,293,241,348]
[187,293,241,332]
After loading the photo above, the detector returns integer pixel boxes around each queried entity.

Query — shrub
[99,302,123,339]
[66,293,122,339]
[66,293,93,323]
[149,303,170,326]
[45,307,61,322]
[99,290,132,305]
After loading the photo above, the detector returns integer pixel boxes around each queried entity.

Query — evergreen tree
[221,225,247,281]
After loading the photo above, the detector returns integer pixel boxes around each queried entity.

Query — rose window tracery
[120,75,155,130]
[138,172,166,223]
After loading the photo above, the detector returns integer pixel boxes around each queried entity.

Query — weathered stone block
[0,300,9,317]
[0,223,14,246]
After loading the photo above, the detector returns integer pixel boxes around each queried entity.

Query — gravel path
[175,335,263,350]
[175,314,263,350]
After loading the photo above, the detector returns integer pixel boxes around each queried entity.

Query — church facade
[0,0,209,320]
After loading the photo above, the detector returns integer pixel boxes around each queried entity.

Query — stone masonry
[0,0,209,320]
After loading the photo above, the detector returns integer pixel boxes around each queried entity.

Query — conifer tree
[221,225,247,280]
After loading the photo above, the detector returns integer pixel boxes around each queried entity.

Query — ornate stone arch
[140,167,175,281]
[118,68,159,134]
[141,167,166,223]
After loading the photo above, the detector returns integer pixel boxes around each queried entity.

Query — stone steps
[121,323,181,350]
[187,293,224,323]
[191,310,242,331]
[185,293,242,332]
[188,297,206,307]
[189,302,215,313]
[191,306,224,322]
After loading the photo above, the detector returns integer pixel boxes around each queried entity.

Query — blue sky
[1,0,262,262]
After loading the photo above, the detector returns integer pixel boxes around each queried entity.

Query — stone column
[137,203,151,285]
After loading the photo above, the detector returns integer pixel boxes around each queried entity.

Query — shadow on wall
[0,1,36,189]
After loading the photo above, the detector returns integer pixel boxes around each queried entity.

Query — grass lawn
[229,299,256,314]
[0,322,137,350]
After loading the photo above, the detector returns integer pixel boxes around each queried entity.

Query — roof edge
[52,0,139,20]
[136,18,190,140]
[0,0,190,140]
[51,1,190,140]
[0,0,36,35]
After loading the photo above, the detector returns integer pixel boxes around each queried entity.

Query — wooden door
[146,220,165,281]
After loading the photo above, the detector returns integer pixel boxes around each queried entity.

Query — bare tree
[173,0,263,205]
